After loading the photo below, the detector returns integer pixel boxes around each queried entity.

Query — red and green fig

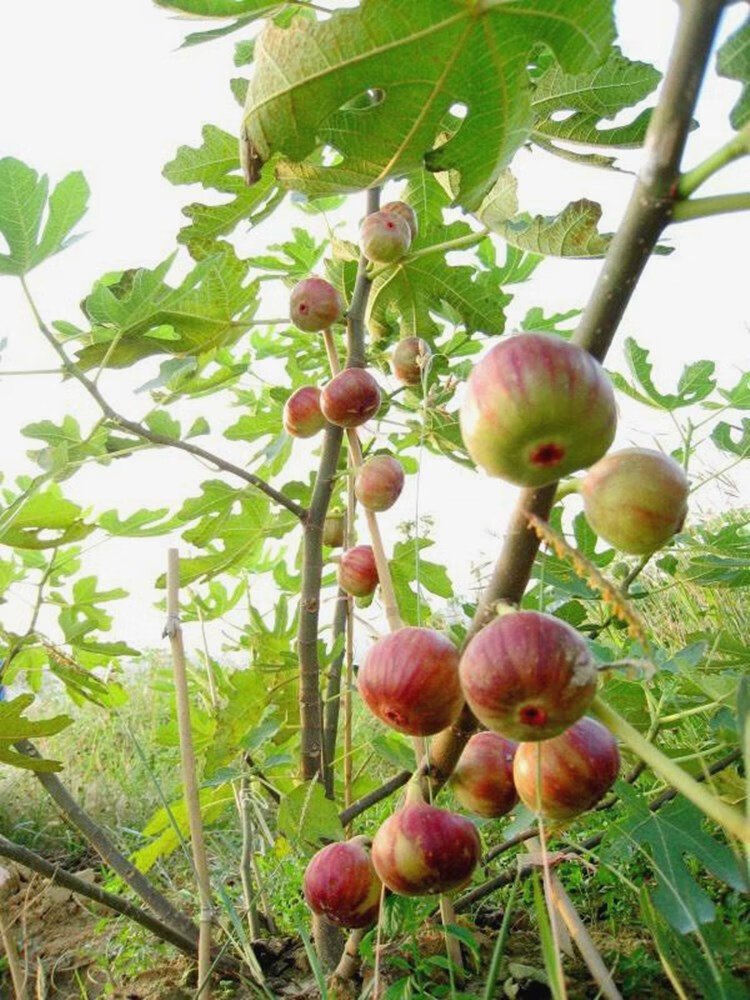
[581,447,689,554]
[451,731,519,818]
[391,336,431,386]
[380,200,418,240]
[283,385,326,438]
[303,837,381,928]
[338,545,378,597]
[289,277,344,332]
[360,210,412,264]
[513,716,620,819]
[371,802,480,896]
[459,610,598,741]
[359,626,463,737]
[459,332,617,487]
[354,455,405,512]
[320,368,381,428]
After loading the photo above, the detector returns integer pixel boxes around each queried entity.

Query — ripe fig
[283,385,326,438]
[381,200,418,240]
[358,627,462,737]
[320,368,381,428]
[581,447,689,554]
[459,332,617,487]
[391,336,431,386]
[354,455,405,512]
[360,210,412,264]
[451,731,519,818]
[513,716,620,819]
[289,277,344,332]
[371,802,480,896]
[459,610,598,741]
[338,545,378,597]
[303,837,381,928]
[323,513,345,548]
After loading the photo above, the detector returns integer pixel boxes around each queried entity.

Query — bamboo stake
[165,548,213,998]
[0,866,27,1000]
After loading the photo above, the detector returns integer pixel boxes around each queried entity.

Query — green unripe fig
[360,210,412,264]
[581,447,689,554]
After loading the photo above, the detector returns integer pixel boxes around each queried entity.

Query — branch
[11,738,199,944]
[0,835,239,979]
[677,124,750,197]
[670,191,750,222]
[323,590,349,798]
[19,277,307,522]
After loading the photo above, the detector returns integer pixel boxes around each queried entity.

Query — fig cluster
[459,331,689,552]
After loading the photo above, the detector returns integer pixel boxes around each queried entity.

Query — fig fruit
[371,802,480,896]
[451,731,519,818]
[283,385,326,438]
[323,513,345,548]
[380,201,418,240]
[354,455,405,512]
[320,368,381,428]
[459,610,598,741]
[303,837,381,928]
[391,336,431,386]
[290,277,344,332]
[459,332,617,486]
[513,716,620,819]
[338,545,378,597]
[581,447,689,554]
[360,210,412,264]
[358,626,463,737]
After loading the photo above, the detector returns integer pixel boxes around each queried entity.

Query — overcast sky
[0,1,748,664]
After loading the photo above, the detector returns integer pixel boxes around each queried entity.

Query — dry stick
[165,549,214,998]
[0,865,28,1000]
[454,748,742,913]
[525,839,622,1000]
[11,739,199,942]
[18,276,306,523]
[323,590,349,799]
[344,467,357,823]
[0,837,242,978]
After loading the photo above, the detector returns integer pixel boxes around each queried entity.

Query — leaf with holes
[242,0,616,209]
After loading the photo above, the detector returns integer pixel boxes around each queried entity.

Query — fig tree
[451,731,519,818]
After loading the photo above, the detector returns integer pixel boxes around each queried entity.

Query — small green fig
[581,447,688,554]
[360,210,411,264]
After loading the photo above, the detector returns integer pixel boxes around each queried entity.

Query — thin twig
[18,276,307,521]
[166,549,214,997]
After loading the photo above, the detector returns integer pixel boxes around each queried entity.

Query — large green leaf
[607,785,746,934]
[242,0,616,209]
[390,538,453,627]
[73,249,260,370]
[0,485,93,550]
[0,158,89,276]
[717,14,750,130]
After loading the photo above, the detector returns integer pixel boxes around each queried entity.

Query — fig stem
[670,191,750,223]
[677,124,750,198]
[592,695,749,843]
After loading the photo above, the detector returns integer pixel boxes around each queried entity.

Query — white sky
[0,1,748,664]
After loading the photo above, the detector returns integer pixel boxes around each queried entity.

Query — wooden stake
[165,548,213,999]
[0,866,27,1000]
